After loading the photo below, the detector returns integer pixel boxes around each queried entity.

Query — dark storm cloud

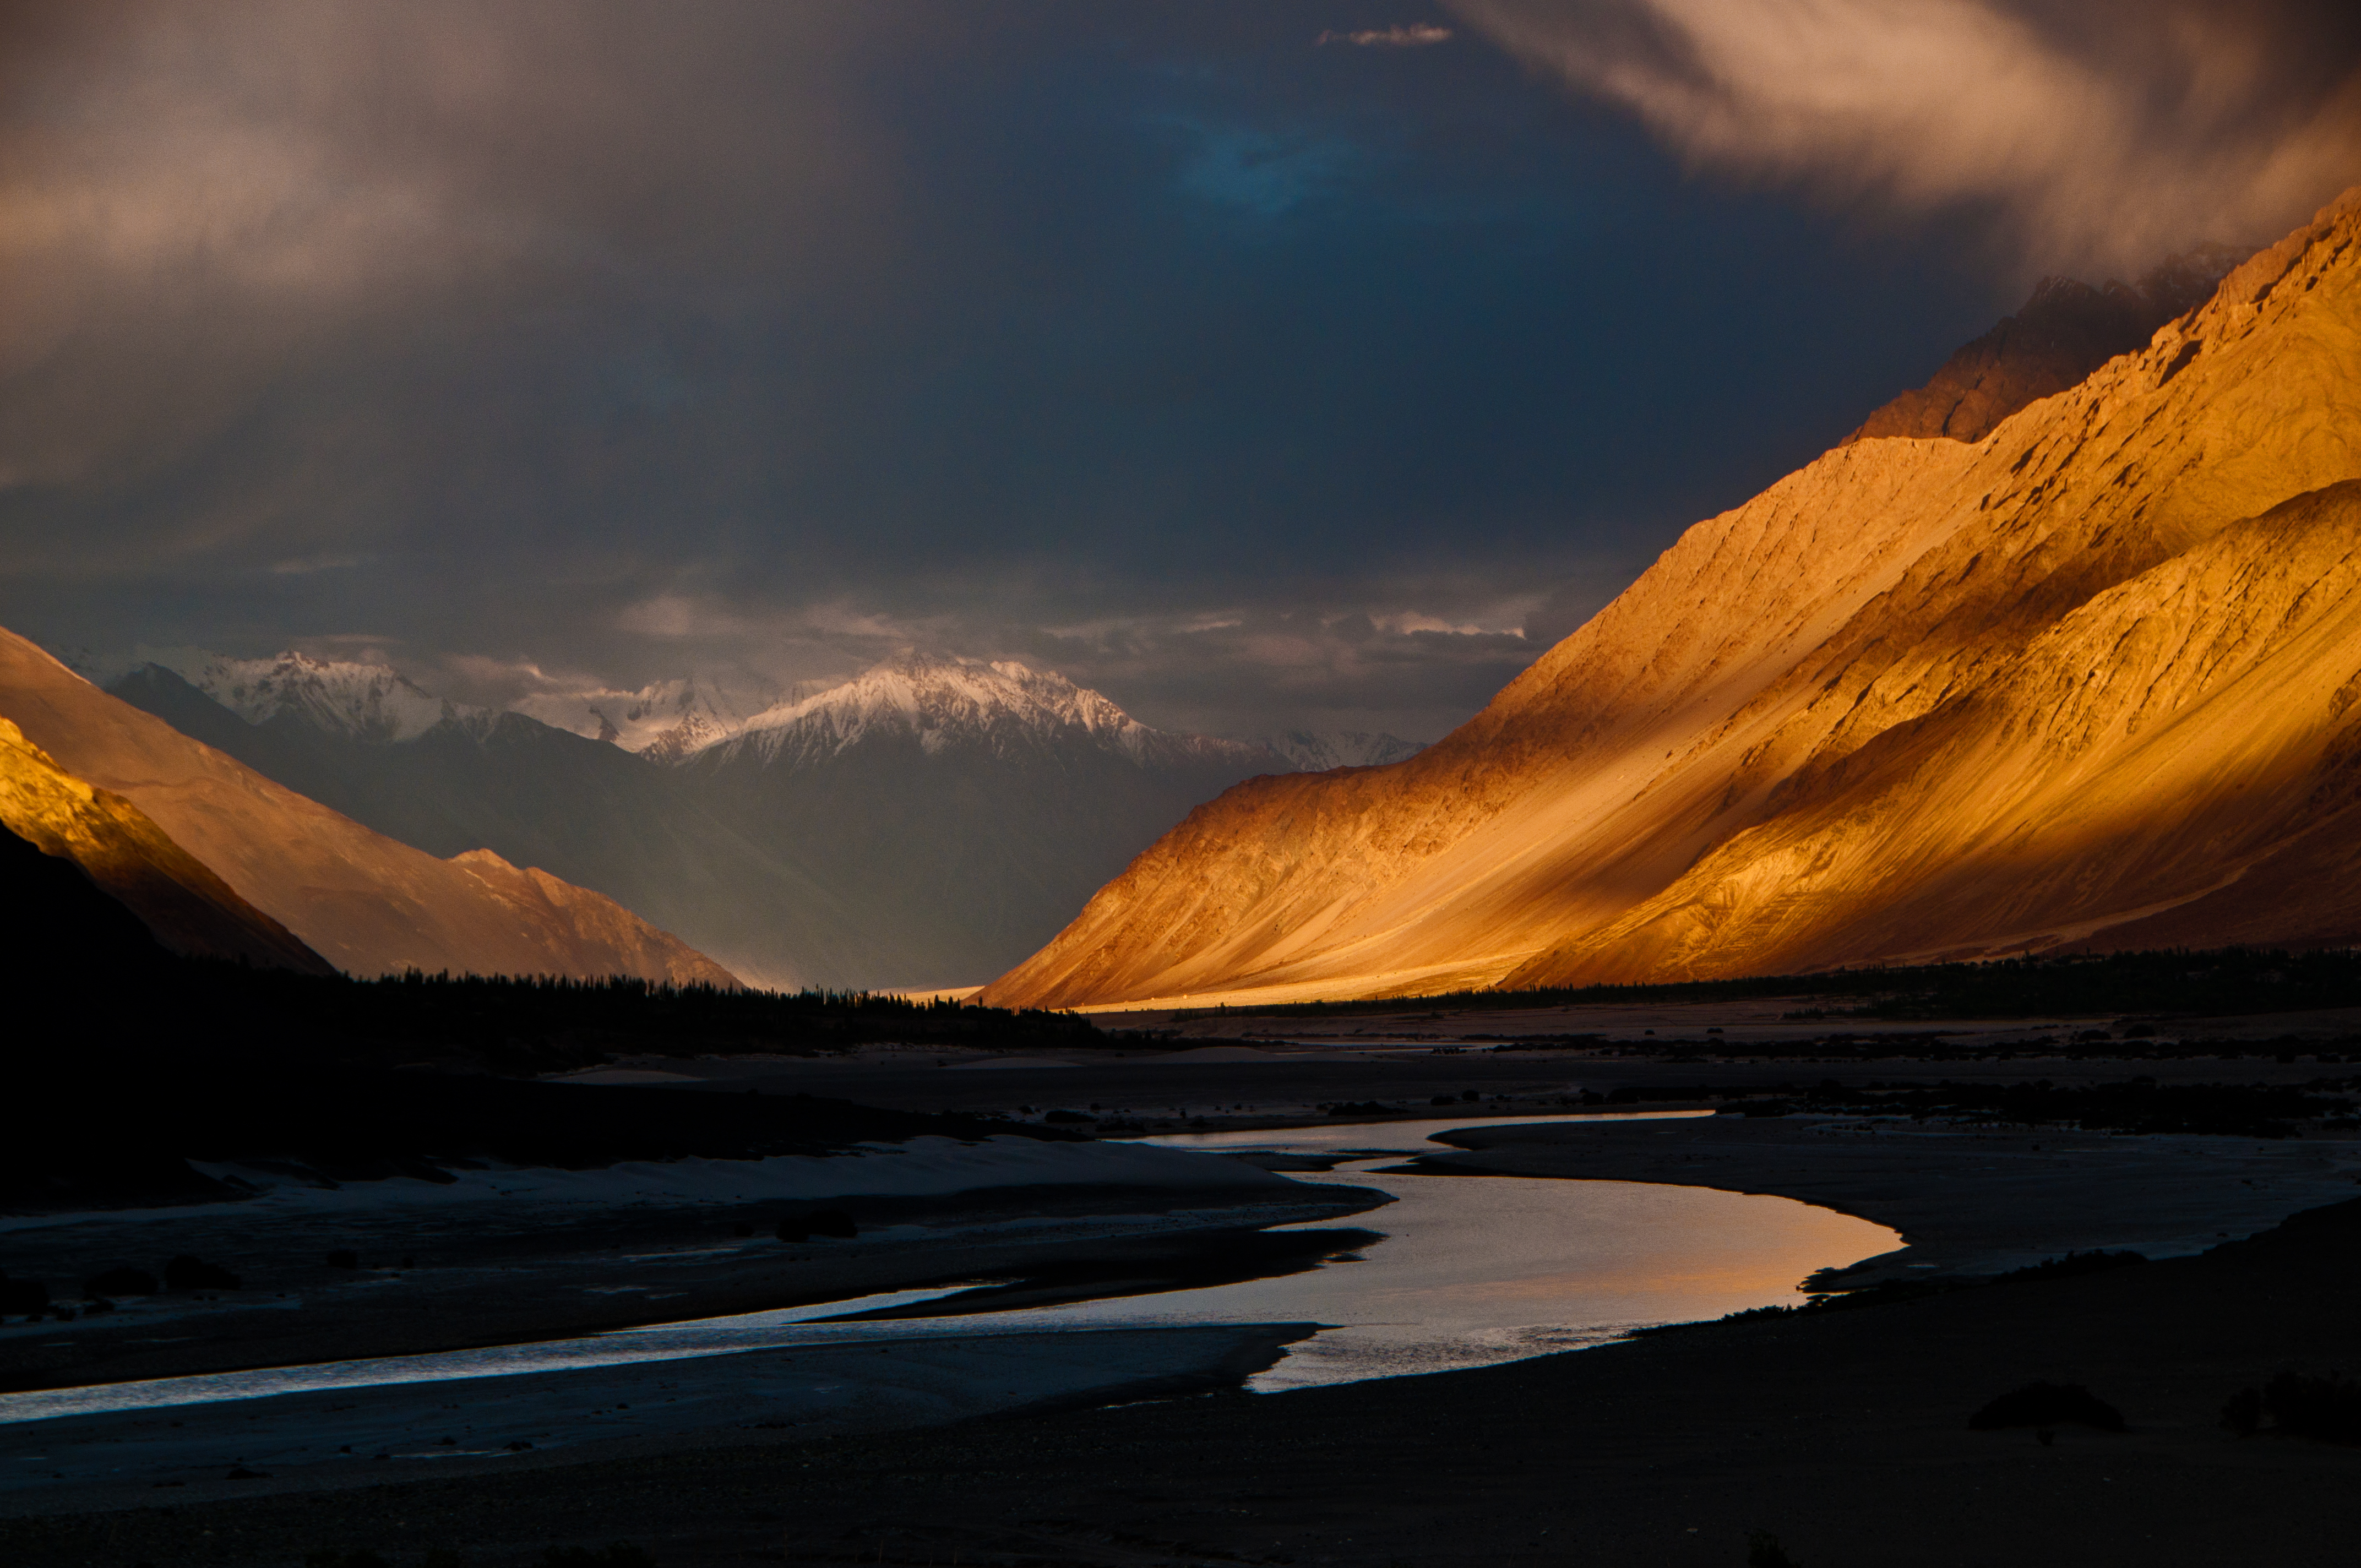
[10,2,2344,740]
[1452,0,2361,276]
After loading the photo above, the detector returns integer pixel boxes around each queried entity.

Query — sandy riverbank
[1411,1114,2361,1282]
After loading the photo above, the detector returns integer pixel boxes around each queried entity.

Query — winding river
[0,1114,1899,1486]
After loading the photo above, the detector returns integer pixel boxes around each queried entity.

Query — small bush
[1041,1108,1090,1123]
[775,1208,857,1243]
[1969,1382,2125,1432]
[2264,1370,2361,1442]
[1993,1250,2147,1285]
[164,1254,241,1291]
[304,1551,389,1568]
[85,1266,158,1296]
[1748,1532,1802,1567]
[542,1545,655,1568]
[0,1272,50,1316]
[2221,1386,2264,1436]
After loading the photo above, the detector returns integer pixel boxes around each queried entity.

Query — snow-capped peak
[136,647,460,743]
[509,673,773,761]
[704,652,1264,771]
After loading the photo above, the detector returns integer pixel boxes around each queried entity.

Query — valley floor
[4,1002,2357,1565]
[6,1187,2358,1567]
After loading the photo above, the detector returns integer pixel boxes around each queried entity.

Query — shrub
[1748,1532,1802,1567]
[541,1545,655,1568]
[1993,1250,2147,1285]
[85,1266,158,1296]
[163,1254,241,1291]
[0,1272,49,1316]
[775,1208,857,1243]
[2221,1386,2264,1436]
[304,1551,389,1568]
[1968,1382,2126,1432]
[2264,1370,2361,1442]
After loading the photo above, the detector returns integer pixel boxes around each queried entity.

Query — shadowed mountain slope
[0,720,329,974]
[1847,246,2244,444]
[0,630,737,984]
[983,188,2361,1009]
[682,655,1292,987]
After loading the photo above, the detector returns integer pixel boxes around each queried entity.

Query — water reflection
[0,1114,1898,1422]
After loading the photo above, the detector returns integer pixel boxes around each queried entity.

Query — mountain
[509,673,774,763]
[1847,245,2245,444]
[0,628,737,985]
[681,655,1288,986]
[108,662,866,992]
[0,717,332,973]
[106,650,1309,989]
[138,647,456,741]
[1251,731,1426,771]
[981,188,2361,1009]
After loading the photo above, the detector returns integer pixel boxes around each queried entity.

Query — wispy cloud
[1317,24,1454,47]
[1448,0,2361,274]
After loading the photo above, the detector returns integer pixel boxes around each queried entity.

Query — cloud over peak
[1450,0,2361,275]
[1317,24,1455,47]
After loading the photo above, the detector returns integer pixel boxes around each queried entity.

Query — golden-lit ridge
[983,184,2361,1009]
[0,633,739,986]
[0,716,333,973]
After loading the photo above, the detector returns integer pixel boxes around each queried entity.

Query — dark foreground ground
[7,1194,2358,1568]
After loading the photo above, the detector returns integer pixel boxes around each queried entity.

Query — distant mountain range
[100,647,1426,989]
[984,188,2361,1009]
[0,630,734,986]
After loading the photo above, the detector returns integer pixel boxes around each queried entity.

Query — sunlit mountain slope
[0,630,738,984]
[0,718,331,973]
[983,187,2361,1009]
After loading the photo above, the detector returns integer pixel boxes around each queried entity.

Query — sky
[3,1,2358,742]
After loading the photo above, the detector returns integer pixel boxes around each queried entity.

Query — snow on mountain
[133,648,465,743]
[509,674,775,762]
[704,653,1271,773]
[1252,729,1426,772]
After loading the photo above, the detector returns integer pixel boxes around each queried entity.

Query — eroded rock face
[1847,245,2246,444]
[982,187,2361,1009]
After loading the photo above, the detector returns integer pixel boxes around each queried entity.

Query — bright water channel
[2,1113,1900,1435]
